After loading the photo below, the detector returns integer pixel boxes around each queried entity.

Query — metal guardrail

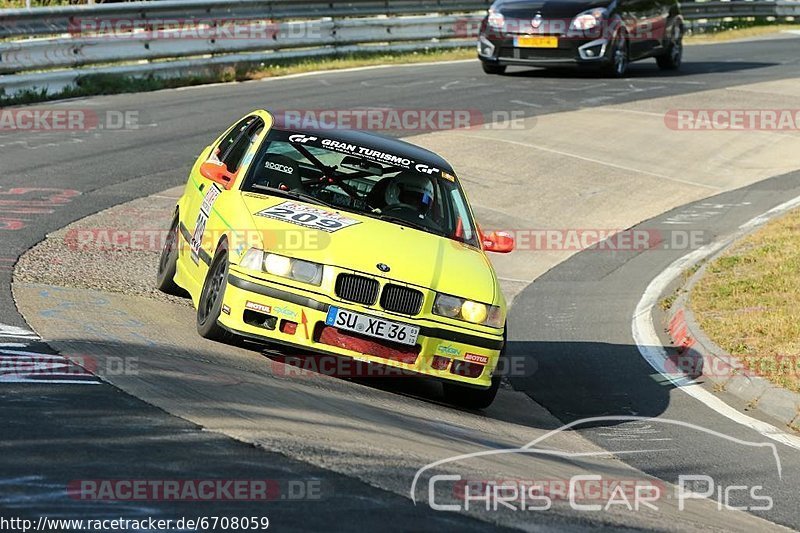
[681,0,800,18]
[0,1,492,38]
[0,0,797,100]
[0,15,481,74]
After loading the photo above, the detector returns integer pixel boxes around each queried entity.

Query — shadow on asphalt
[502,60,779,79]
[242,335,673,431]
[505,340,671,426]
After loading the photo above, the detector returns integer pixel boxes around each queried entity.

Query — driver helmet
[385,172,434,215]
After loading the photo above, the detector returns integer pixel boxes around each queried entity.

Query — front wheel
[197,247,234,342]
[481,62,507,75]
[603,30,629,78]
[443,375,501,410]
[657,25,683,70]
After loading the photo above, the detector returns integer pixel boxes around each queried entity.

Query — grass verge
[686,23,800,44]
[0,48,475,106]
[690,207,800,393]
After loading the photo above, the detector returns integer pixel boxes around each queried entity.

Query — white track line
[632,194,800,451]
[0,324,39,337]
[0,378,99,384]
[453,132,721,190]
[0,349,64,358]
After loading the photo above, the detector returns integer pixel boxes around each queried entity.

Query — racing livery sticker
[464,353,489,365]
[191,184,222,265]
[285,133,452,179]
[436,344,462,356]
[255,201,360,233]
[320,138,414,168]
[415,163,439,175]
[245,301,272,314]
[265,161,294,174]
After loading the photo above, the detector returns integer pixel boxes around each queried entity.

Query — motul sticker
[246,301,272,314]
[464,353,489,365]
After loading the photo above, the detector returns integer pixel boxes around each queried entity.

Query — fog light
[431,356,450,370]
[280,320,298,335]
[585,49,595,57]
[451,360,484,378]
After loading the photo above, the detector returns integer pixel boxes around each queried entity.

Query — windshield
[241,130,480,247]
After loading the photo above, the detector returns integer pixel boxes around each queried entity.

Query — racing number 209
[255,201,361,233]
[270,207,343,230]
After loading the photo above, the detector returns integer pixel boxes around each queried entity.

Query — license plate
[326,306,419,346]
[514,36,558,48]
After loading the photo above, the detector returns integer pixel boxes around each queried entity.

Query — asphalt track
[3,35,800,531]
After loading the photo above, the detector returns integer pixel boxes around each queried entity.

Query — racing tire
[443,375,501,410]
[656,25,683,71]
[156,213,183,296]
[481,62,507,75]
[197,246,235,342]
[603,29,629,78]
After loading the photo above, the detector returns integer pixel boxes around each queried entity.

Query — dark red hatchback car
[478,0,684,76]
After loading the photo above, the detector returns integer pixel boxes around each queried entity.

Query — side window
[217,117,264,173]
[216,118,251,159]
[449,187,476,242]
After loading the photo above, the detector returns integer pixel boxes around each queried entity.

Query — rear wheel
[197,246,234,342]
[156,213,182,295]
[481,62,507,75]
[657,24,683,70]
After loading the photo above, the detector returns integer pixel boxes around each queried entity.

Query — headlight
[433,293,504,328]
[570,8,607,30]
[240,248,323,286]
[462,301,488,323]
[487,8,505,29]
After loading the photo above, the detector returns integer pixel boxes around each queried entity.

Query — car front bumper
[218,267,504,388]
[478,33,612,68]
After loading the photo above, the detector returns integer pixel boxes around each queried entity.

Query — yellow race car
[157,110,514,408]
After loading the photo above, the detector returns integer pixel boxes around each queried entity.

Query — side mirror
[482,230,515,253]
[199,161,236,190]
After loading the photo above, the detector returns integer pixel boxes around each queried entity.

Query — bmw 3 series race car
[157,110,515,408]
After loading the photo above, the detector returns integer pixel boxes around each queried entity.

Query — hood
[495,0,613,19]
[240,194,498,304]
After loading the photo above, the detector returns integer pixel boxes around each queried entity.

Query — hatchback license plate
[326,307,419,346]
[515,36,558,48]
